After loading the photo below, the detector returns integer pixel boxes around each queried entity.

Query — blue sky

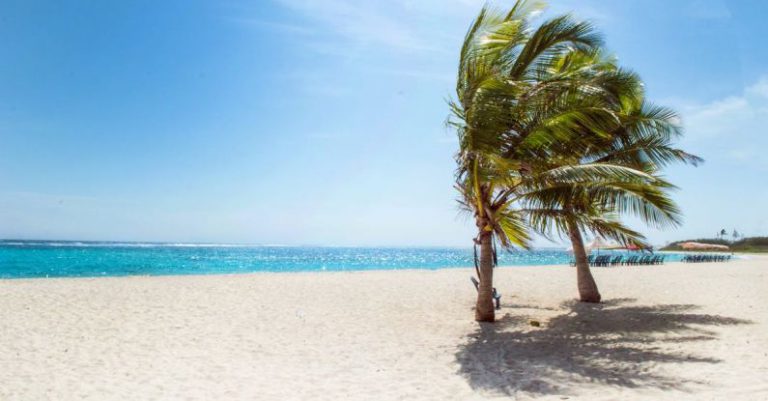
[1,0,766,247]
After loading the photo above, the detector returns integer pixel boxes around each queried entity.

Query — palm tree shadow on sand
[455,298,751,397]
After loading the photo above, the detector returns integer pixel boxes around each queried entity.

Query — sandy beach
[1,256,767,400]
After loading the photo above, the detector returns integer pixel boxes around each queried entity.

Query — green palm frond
[495,207,533,249]
[584,218,648,247]
[534,163,656,185]
[509,15,602,79]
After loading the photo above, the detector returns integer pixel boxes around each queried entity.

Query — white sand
[1,256,767,400]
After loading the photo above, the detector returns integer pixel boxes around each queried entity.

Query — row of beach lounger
[681,254,732,263]
[571,254,666,267]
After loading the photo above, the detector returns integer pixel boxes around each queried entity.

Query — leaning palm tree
[450,1,613,321]
[523,167,685,302]
[522,64,702,302]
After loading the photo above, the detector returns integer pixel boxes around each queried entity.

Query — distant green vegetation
[661,237,768,253]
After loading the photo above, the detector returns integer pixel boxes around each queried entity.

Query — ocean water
[0,240,685,279]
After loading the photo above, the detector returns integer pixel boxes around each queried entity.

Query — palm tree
[450,1,613,321]
[521,58,701,302]
[451,1,702,315]
[524,154,698,302]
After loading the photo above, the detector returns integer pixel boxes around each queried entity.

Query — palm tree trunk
[567,218,601,303]
[475,230,495,322]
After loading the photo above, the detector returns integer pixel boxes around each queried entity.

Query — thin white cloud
[681,77,768,139]
[684,96,754,138]
[228,17,316,36]
[676,76,768,170]
[746,77,768,98]
[273,0,434,52]
[266,0,618,59]
[374,68,454,83]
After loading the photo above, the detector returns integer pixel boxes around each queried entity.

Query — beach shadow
[455,298,751,397]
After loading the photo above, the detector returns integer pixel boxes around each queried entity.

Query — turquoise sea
[0,240,685,279]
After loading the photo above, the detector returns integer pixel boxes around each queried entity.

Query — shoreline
[1,257,755,283]
[4,250,757,282]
